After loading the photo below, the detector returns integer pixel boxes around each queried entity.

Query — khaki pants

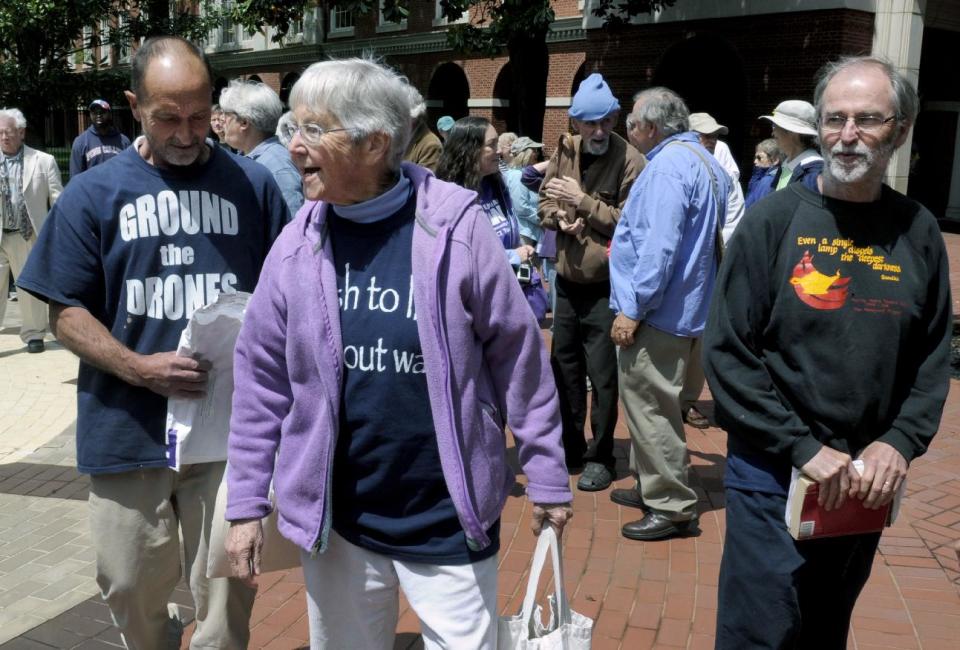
[0,231,47,342]
[618,323,698,519]
[89,462,256,650]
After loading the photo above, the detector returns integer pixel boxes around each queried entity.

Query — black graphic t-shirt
[329,195,499,564]
[18,144,287,473]
[705,184,951,494]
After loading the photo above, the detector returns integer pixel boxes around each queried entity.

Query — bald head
[131,36,212,102]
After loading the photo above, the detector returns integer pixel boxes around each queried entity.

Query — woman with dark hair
[437,117,547,321]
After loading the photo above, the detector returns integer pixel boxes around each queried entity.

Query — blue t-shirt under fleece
[328,178,499,564]
[17,143,288,474]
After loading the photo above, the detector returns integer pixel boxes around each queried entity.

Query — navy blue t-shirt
[328,195,499,564]
[18,144,288,473]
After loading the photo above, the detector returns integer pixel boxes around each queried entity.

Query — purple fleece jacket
[226,162,572,553]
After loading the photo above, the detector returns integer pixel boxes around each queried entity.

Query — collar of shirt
[248,136,283,160]
[646,131,699,161]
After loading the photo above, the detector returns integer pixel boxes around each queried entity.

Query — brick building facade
[206,2,879,176]
[64,0,960,219]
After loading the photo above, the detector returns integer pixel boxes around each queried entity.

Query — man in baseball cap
[758,99,823,193]
[69,98,131,177]
[538,72,646,491]
[688,112,740,181]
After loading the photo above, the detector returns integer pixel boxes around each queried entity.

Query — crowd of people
[0,33,951,650]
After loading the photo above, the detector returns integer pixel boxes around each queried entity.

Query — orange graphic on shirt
[789,251,851,310]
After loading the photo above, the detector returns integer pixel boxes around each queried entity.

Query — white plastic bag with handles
[498,527,593,649]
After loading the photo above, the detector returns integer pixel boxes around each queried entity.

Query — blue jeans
[716,487,881,649]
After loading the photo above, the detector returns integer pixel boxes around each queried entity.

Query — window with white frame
[80,25,95,68]
[220,1,241,46]
[378,0,407,30]
[98,18,111,66]
[118,14,131,63]
[434,0,468,26]
[330,7,354,33]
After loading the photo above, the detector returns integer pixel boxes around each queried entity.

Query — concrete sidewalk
[1,233,959,649]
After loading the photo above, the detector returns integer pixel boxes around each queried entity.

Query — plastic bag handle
[519,527,572,631]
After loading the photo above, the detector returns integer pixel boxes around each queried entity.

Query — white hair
[0,108,27,130]
[403,84,427,120]
[219,79,284,136]
[289,57,412,170]
[276,111,295,146]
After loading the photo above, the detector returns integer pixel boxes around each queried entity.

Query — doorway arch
[427,62,470,131]
[652,35,748,171]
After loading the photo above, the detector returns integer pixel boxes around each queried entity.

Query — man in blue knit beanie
[538,72,645,491]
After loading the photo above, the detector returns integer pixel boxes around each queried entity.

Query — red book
[784,461,903,540]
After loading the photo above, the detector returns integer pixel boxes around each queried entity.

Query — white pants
[302,530,498,649]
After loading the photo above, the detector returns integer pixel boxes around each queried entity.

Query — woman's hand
[226,519,264,588]
[515,245,536,263]
[531,503,574,537]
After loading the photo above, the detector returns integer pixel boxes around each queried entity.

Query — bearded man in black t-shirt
[704,56,950,649]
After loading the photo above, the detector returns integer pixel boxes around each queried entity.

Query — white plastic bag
[498,527,593,649]
[165,292,249,470]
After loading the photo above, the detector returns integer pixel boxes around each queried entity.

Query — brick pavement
[2,233,960,649]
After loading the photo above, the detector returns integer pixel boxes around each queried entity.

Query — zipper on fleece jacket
[418,209,488,549]
[309,218,341,557]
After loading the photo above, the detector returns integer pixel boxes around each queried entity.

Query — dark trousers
[550,276,618,468]
[716,488,882,650]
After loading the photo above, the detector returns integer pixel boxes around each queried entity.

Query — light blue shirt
[502,168,542,244]
[248,136,303,219]
[609,131,731,337]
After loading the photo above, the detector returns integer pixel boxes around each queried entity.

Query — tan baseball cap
[689,113,728,135]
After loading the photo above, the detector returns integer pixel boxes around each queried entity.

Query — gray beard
[583,138,610,156]
[823,139,895,184]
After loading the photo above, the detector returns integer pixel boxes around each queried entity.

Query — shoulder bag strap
[667,140,726,268]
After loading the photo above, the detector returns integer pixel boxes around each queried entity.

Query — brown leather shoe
[683,405,710,429]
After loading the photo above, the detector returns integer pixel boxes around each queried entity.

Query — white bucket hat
[759,100,818,136]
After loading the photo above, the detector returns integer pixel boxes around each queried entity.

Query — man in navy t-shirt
[18,36,287,649]
[68,99,131,178]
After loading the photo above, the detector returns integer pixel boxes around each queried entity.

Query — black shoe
[622,512,696,541]
[610,487,645,510]
[576,462,613,491]
[27,340,44,353]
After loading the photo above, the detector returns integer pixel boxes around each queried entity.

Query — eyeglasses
[821,113,897,134]
[280,121,355,146]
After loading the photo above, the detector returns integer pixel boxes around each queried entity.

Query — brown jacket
[404,121,442,172]
[538,132,645,283]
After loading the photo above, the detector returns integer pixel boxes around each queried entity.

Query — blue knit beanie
[569,73,620,121]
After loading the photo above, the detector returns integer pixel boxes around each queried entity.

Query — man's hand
[557,217,585,237]
[801,446,857,511]
[854,441,908,509]
[544,176,586,207]
[531,503,573,537]
[611,313,640,347]
[132,351,210,398]
[515,245,536,263]
[226,519,264,588]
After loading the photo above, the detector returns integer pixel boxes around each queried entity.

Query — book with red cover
[784,460,903,540]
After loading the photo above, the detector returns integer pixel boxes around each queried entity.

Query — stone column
[871,0,924,194]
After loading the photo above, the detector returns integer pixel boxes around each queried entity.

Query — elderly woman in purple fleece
[224,58,573,649]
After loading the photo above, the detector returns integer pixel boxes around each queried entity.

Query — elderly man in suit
[0,108,62,352]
